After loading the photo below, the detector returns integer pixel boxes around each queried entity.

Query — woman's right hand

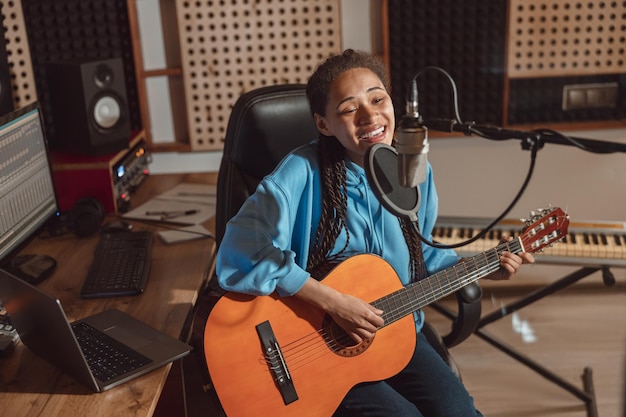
[295,277,384,343]
[327,292,384,343]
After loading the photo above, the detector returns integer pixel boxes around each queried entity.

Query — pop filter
[364,143,420,223]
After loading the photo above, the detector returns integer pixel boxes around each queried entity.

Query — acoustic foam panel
[386,0,507,126]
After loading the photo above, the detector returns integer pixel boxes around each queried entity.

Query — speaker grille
[175,0,342,151]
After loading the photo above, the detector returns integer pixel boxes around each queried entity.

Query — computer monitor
[0,102,58,281]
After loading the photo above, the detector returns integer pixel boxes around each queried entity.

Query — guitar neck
[374,238,524,326]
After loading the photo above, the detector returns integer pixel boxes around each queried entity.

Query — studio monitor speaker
[46,57,131,156]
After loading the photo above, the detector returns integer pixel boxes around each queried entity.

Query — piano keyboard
[434,216,626,267]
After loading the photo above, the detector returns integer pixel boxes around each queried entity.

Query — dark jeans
[332,332,483,417]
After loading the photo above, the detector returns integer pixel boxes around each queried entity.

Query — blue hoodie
[216,141,460,331]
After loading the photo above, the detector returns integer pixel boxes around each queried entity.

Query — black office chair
[188,84,482,415]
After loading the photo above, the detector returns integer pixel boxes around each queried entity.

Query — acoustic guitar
[204,207,569,417]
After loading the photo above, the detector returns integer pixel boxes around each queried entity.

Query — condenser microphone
[395,80,429,188]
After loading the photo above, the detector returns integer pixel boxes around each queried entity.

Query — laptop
[0,268,192,392]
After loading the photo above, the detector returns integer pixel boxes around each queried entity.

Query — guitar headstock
[520,207,569,254]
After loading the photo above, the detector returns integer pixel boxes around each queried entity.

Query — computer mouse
[100,220,133,233]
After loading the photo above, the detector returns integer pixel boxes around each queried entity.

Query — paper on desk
[158,224,213,245]
[157,182,216,204]
[123,183,216,225]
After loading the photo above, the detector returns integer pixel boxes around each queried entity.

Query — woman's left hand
[486,236,535,281]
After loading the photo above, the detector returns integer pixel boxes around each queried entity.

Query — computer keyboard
[80,231,154,299]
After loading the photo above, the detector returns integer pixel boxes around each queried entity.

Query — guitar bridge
[256,320,298,405]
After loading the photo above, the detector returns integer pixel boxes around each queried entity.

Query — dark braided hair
[305,50,427,282]
[306,137,349,274]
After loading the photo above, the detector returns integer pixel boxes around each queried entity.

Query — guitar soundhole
[322,315,373,357]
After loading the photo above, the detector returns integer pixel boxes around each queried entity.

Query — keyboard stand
[431,265,617,417]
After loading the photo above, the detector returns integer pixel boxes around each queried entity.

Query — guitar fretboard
[374,239,522,326]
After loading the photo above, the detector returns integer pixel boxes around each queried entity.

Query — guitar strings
[380,240,516,325]
[380,208,566,324]
[369,207,564,325]
[264,327,348,373]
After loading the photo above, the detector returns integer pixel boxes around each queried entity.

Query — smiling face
[313,68,395,166]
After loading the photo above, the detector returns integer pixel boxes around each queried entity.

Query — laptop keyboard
[80,231,154,299]
[72,321,152,382]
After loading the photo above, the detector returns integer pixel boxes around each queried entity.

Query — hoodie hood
[342,158,386,257]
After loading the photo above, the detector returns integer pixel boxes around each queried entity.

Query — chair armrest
[430,282,483,348]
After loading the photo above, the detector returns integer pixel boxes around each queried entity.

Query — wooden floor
[156,264,626,417]
[425,265,626,417]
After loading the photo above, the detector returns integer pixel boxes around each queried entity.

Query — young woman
[215,49,534,416]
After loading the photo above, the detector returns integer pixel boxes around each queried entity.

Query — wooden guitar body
[204,255,416,417]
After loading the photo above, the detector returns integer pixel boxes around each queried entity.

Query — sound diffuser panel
[0,0,37,108]
[508,0,626,78]
[176,0,342,151]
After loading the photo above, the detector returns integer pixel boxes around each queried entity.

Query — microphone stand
[424,118,626,154]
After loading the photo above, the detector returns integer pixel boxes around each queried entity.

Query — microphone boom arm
[423,118,626,154]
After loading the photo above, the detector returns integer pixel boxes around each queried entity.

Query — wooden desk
[0,172,217,417]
